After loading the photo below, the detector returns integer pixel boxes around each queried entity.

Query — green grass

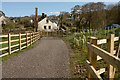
[69,50,87,78]
[62,35,87,78]
[1,35,26,52]
[62,28,120,78]
[2,40,38,62]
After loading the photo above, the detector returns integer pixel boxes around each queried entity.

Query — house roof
[47,17,58,24]
[39,17,58,24]
[0,11,5,17]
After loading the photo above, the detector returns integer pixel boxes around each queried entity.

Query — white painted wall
[0,16,6,32]
[38,17,59,31]
[0,16,6,25]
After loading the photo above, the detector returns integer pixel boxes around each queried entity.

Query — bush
[19,19,34,28]
[115,27,120,36]
[3,22,15,29]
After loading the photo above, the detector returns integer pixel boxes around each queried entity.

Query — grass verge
[62,36,87,78]
[2,41,38,62]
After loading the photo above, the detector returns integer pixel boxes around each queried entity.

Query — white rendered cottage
[0,16,6,32]
[38,17,59,31]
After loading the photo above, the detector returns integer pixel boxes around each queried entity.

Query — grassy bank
[62,35,87,78]
[62,27,120,78]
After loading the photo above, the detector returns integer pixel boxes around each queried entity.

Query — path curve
[2,37,69,78]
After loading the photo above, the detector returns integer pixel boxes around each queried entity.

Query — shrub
[3,22,15,29]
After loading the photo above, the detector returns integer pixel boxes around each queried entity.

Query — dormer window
[46,19,49,23]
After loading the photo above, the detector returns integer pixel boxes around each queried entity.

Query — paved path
[2,37,69,78]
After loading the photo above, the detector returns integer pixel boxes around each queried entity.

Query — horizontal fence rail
[86,34,120,79]
[0,32,41,58]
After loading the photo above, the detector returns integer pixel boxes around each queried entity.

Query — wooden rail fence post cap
[90,37,97,40]
[93,38,97,45]
[88,36,97,39]
[109,34,114,37]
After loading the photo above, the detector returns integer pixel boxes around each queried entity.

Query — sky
[1,0,120,2]
[1,2,119,17]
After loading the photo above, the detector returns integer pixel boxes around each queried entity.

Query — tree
[81,2,106,30]
[3,22,15,29]
[58,12,71,31]
[0,11,5,16]
[71,5,84,31]
[18,18,34,28]
[118,2,120,24]
[41,13,47,19]
[58,2,119,31]
[106,4,119,25]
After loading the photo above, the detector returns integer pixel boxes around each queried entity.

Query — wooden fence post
[56,31,57,37]
[34,32,36,41]
[26,32,28,47]
[59,31,60,37]
[43,31,44,37]
[92,38,97,69]
[39,32,40,39]
[50,31,52,37]
[40,31,41,38]
[107,34,115,79]
[32,32,34,43]
[36,33,38,40]
[36,32,37,40]
[47,32,48,37]
[62,31,63,37]
[40,31,42,38]
[8,33,11,54]
[87,37,92,79]
[51,32,52,37]
[19,33,21,50]
[57,30,60,37]
[57,31,58,37]
[41,31,42,38]
[30,33,32,45]
[38,32,39,39]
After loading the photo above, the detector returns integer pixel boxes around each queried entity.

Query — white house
[0,16,6,25]
[0,16,6,32]
[38,17,59,31]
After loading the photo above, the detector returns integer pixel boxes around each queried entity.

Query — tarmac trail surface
[2,37,69,78]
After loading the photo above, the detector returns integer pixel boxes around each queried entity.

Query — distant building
[0,16,7,30]
[38,17,59,31]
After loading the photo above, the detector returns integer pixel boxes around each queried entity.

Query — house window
[49,26,51,29]
[46,19,49,23]
[44,26,46,29]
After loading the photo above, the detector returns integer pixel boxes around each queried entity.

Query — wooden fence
[0,32,41,58]
[86,34,120,79]
[42,31,67,37]
[74,34,87,49]
[2,28,34,34]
